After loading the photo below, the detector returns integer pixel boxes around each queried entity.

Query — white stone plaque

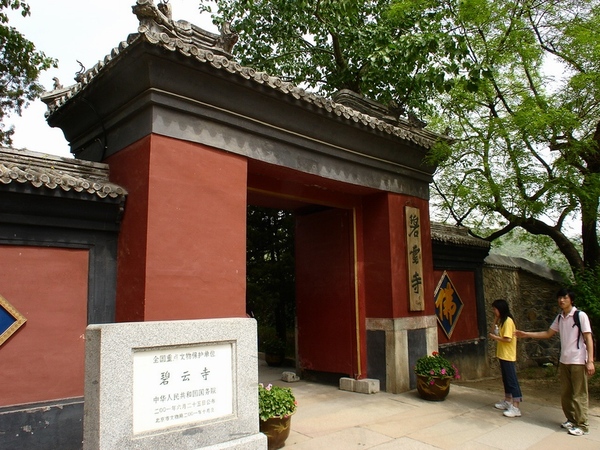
[132,342,233,434]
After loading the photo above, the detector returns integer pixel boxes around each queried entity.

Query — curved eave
[0,148,127,200]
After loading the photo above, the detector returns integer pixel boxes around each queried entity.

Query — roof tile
[0,148,127,200]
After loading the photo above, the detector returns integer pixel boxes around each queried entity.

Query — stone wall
[483,255,563,370]
[517,271,563,365]
[483,264,522,371]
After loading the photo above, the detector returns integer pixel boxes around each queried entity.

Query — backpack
[557,310,590,349]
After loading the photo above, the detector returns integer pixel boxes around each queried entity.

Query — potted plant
[258,383,297,450]
[414,351,460,401]
[262,337,286,367]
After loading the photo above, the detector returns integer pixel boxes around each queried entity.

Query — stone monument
[83,318,266,449]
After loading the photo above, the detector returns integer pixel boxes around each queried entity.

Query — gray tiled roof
[41,0,443,150]
[431,222,490,248]
[0,148,127,199]
[484,254,563,282]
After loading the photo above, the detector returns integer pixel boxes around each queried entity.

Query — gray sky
[6,1,216,158]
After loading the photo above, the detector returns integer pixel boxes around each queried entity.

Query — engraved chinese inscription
[405,206,425,311]
[132,342,234,434]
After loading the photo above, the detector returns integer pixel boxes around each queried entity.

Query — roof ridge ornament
[132,0,238,57]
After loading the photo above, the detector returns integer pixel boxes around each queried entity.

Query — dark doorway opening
[246,206,296,365]
[247,160,367,379]
[246,201,359,380]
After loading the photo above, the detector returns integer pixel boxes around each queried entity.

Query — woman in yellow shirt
[489,299,522,417]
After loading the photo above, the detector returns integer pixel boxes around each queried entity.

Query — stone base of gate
[367,316,438,394]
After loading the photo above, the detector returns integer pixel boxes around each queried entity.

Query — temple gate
[1,1,451,447]
[42,0,443,389]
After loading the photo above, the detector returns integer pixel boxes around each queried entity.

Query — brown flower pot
[416,374,451,401]
[260,415,292,449]
[265,352,285,367]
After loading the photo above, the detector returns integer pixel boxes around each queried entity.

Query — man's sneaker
[568,427,588,436]
[503,405,522,418]
[561,420,574,429]
[494,400,510,410]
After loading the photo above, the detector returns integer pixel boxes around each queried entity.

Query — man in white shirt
[516,289,595,436]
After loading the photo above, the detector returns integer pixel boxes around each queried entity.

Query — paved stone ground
[455,364,600,415]
[259,361,600,449]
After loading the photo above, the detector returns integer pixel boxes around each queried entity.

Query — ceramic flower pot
[416,374,451,401]
[265,352,285,367]
[260,415,292,450]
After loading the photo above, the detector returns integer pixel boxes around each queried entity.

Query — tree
[201,0,480,115]
[203,0,600,281]
[0,1,56,145]
[246,206,295,351]
[427,0,600,279]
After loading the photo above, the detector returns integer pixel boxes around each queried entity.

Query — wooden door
[295,208,356,375]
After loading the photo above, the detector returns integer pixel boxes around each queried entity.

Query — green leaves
[0,0,56,145]
[207,0,478,113]
[429,0,600,275]
[414,352,459,381]
[258,383,297,421]
[246,207,295,336]
[0,1,30,25]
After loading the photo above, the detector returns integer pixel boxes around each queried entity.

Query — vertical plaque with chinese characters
[132,342,233,434]
[405,206,424,311]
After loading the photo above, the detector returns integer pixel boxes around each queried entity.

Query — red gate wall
[107,135,248,321]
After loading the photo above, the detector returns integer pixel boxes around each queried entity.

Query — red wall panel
[363,193,435,318]
[433,269,479,343]
[108,136,151,322]
[362,193,393,318]
[0,246,88,406]
[108,134,248,321]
